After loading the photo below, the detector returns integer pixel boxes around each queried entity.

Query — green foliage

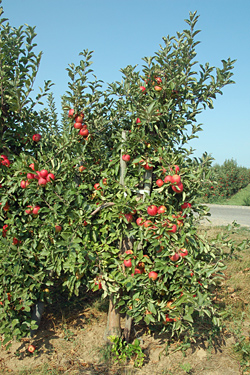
[203,159,250,202]
[0,4,247,346]
[108,335,145,368]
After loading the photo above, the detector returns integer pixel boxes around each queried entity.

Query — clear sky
[3,0,250,167]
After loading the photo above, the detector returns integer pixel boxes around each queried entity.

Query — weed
[108,335,145,368]
[180,362,193,373]
[243,195,250,206]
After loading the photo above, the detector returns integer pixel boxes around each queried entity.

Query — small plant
[108,336,145,368]
[180,362,193,373]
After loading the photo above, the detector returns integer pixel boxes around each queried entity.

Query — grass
[208,183,250,206]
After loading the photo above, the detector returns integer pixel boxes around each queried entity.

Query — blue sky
[3,0,250,167]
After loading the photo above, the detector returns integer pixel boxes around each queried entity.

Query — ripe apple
[39,169,48,179]
[79,165,86,172]
[169,253,180,262]
[124,213,133,223]
[140,86,146,92]
[29,163,35,171]
[102,178,107,185]
[55,225,62,233]
[154,86,162,91]
[20,180,29,189]
[171,174,181,185]
[147,205,158,216]
[148,271,158,280]
[94,183,101,190]
[134,268,142,275]
[136,118,141,124]
[12,237,19,245]
[136,217,144,226]
[38,178,47,186]
[157,205,166,214]
[32,134,41,142]
[172,183,183,193]
[68,109,74,117]
[155,77,162,84]
[74,115,84,123]
[156,179,164,187]
[167,224,177,233]
[32,206,40,215]
[74,122,83,129]
[122,154,131,162]
[143,162,153,170]
[124,259,132,267]
[143,220,152,228]
[1,158,10,167]
[164,175,173,183]
[181,202,192,210]
[79,128,89,137]
[46,173,55,182]
[165,314,174,323]
[28,344,36,353]
[179,248,188,257]
[25,205,33,214]
[27,173,34,179]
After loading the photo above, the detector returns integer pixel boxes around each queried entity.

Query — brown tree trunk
[104,294,121,342]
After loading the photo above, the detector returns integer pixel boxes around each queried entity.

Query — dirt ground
[0,226,249,375]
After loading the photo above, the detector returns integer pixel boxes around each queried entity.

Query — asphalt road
[199,204,250,228]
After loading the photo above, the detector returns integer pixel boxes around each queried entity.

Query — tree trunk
[104,294,121,342]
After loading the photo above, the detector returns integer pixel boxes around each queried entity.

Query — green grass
[209,183,250,206]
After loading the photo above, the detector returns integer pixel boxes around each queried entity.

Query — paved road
[199,204,250,228]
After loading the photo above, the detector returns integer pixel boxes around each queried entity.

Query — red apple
[68,109,74,117]
[39,169,48,179]
[134,268,142,275]
[165,314,174,322]
[172,183,183,193]
[140,86,146,92]
[124,213,133,223]
[32,206,40,215]
[28,344,36,353]
[143,220,152,228]
[79,166,86,172]
[167,224,177,233]
[12,237,19,245]
[1,158,10,167]
[79,128,89,137]
[55,225,62,233]
[46,173,55,182]
[122,154,131,162]
[143,162,153,170]
[32,134,41,142]
[164,175,173,183]
[181,202,192,210]
[157,205,166,214]
[155,77,162,84]
[74,122,83,129]
[171,174,181,185]
[169,253,180,262]
[147,205,158,216]
[20,180,29,189]
[74,115,84,123]
[154,86,162,91]
[136,217,144,226]
[25,205,33,214]
[29,163,35,171]
[156,179,164,188]
[94,183,101,190]
[148,271,158,280]
[124,259,132,267]
[38,178,47,187]
[136,118,141,124]
[27,173,34,179]
[179,248,188,257]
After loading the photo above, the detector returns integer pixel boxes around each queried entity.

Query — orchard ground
[0,225,249,375]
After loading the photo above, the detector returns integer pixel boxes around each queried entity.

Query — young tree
[1,7,247,348]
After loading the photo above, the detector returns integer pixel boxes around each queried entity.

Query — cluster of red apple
[1,154,11,167]
[122,154,154,171]
[68,109,89,139]
[25,205,40,215]
[156,165,183,193]
[21,164,55,189]
[140,75,163,94]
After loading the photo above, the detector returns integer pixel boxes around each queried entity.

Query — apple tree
[0,6,247,347]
